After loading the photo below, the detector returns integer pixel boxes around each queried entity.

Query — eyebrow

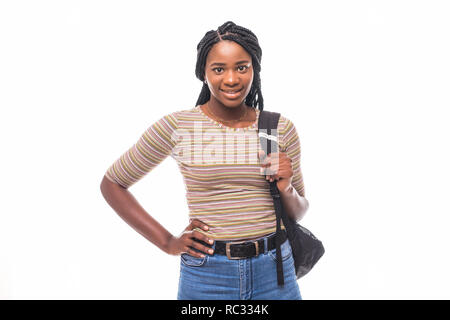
[210,60,250,67]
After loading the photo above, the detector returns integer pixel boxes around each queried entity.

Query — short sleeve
[278,116,305,197]
[105,112,179,189]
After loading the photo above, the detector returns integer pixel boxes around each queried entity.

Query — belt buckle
[225,240,260,260]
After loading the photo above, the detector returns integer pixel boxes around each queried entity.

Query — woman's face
[204,40,254,108]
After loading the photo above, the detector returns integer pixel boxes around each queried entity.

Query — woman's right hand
[166,219,215,257]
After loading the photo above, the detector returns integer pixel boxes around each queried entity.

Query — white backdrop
[1,0,449,299]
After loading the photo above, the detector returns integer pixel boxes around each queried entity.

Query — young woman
[100,21,309,300]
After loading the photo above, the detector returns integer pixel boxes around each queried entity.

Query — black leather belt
[213,230,287,260]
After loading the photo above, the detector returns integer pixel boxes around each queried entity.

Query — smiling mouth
[220,88,243,94]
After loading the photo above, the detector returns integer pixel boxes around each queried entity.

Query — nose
[223,69,240,87]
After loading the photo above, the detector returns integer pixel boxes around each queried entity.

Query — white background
[1,0,449,299]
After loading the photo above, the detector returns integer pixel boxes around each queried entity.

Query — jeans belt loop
[254,240,259,256]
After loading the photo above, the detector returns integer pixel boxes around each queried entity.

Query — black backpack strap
[257,110,285,286]
[257,109,280,156]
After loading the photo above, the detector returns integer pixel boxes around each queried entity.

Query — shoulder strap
[257,110,281,156]
[257,110,286,286]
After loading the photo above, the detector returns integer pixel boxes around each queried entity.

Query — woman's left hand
[259,150,293,193]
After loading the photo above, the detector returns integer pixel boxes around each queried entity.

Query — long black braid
[195,21,264,111]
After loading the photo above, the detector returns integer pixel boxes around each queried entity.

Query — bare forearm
[279,185,309,221]
[100,176,173,253]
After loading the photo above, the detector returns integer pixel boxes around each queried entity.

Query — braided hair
[195,21,264,111]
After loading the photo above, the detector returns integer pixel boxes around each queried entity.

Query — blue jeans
[177,233,302,300]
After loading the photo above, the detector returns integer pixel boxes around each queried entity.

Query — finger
[265,164,278,175]
[259,151,274,163]
[273,168,289,179]
[261,167,277,177]
[280,153,292,162]
[267,153,280,163]
[189,219,210,231]
[260,165,272,176]
[258,149,267,160]
[271,169,292,182]
[262,159,278,170]
[280,156,292,165]
[273,154,287,166]
[186,247,206,258]
[267,171,283,182]
[193,230,214,245]
[189,238,214,255]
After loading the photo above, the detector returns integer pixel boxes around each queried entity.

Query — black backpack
[257,110,325,286]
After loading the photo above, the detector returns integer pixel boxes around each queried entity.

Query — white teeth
[222,89,241,94]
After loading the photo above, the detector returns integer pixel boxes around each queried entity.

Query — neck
[207,100,247,121]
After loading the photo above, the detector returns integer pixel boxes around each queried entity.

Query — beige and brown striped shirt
[105,105,305,240]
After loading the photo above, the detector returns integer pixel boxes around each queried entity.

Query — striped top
[105,105,305,240]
